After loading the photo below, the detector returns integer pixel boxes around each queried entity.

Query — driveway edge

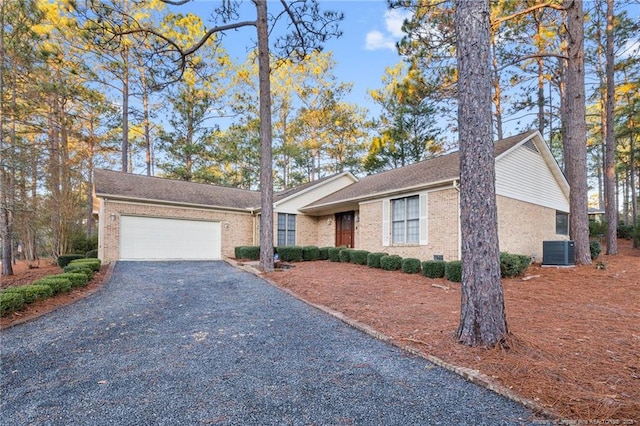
[225,258,559,422]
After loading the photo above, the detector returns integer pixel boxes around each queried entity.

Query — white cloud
[384,9,412,38]
[364,9,413,51]
[365,30,396,51]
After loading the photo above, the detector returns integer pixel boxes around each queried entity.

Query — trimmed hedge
[380,255,402,271]
[318,247,330,260]
[445,261,462,282]
[53,273,89,288]
[302,246,320,261]
[63,264,94,279]
[499,253,531,278]
[589,240,602,260]
[338,249,352,263]
[33,277,72,295]
[1,292,25,317]
[86,249,98,258]
[3,284,54,304]
[328,247,341,262]
[401,258,421,274]
[366,252,387,269]
[349,250,369,265]
[276,246,303,262]
[235,246,260,260]
[57,254,85,268]
[69,258,102,271]
[422,260,446,278]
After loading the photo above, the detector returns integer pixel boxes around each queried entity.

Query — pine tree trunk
[454,0,508,347]
[122,45,130,173]
[604,0,618,254]
[256,0,274,272]
[563,0,591,265]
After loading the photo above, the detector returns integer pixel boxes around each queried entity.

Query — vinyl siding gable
[496,141,569,212]
[276,174,356,213]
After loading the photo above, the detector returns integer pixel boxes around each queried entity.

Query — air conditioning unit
[542,240,575,266]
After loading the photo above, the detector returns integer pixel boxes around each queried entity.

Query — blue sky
[175,0,409,119]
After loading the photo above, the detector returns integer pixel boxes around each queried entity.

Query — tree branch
[492,3,566,28]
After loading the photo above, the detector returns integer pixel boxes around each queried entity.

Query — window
[277,213,296,246]
[556,211,569,236]
[392,196,420,244]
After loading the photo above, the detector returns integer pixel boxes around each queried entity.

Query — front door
[335,211,355,248]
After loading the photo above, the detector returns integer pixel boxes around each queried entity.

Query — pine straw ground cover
[265,239,640,422]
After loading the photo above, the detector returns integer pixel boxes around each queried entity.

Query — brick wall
[357,188,460,261]
[316,214,335,247]
[497,196,566,261]
[98,199,255,262]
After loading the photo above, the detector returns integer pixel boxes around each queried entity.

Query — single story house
[94,130,570,263]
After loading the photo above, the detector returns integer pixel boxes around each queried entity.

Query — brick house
[94,130,569,262]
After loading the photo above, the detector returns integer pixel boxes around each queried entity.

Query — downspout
[98,197,106,262]
[453,180,461,260]
[249,209,258,246]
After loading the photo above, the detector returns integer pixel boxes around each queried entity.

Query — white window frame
[277,213,296,246]
[382,193,428,246]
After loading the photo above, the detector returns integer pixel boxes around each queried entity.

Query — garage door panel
[120,216,221,260]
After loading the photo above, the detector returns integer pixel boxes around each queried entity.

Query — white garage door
[120,216,221,260]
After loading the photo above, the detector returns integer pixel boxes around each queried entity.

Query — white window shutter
[382,199,390,247]
[419,193,428,245]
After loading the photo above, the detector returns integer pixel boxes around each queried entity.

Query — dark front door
[335,211,355,248]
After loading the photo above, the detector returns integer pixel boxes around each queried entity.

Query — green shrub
[52,273,89,288]
[276,246,303,262]
[69,258,101,271]
[617,221,634,240]
[318,247,330,260]
[302,246,320,261]
[338,248,352,263]
[0,291,25,317]
[70,231,98,254]
[402,258,421,274]
[63,264,94,279]
[3,284,54,304]
[380,255,402,271]
[235,246,260,260]
[589,219,607,237]
[328,247,341,262]
[589,240,602,260]
[57,254,85,268]
[499,253,532,278]
[33,277,73,295]
[366,252,387,268]
[86,249,98,258]
[349,250,369,265]
[422,260,446,278]
[445,261,462,282]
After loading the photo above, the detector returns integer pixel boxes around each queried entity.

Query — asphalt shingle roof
[303,131,537,209]
[94,169,262,211]
[95,131,538,213]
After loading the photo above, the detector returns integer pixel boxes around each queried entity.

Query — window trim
[392,195,420,244]
[384,192,428,246]
[277,213,296,246]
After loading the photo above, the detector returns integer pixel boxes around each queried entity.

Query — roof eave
[95,193,258,214]
[300,177,458,213]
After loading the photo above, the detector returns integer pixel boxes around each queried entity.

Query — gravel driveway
[1,261,539,425]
